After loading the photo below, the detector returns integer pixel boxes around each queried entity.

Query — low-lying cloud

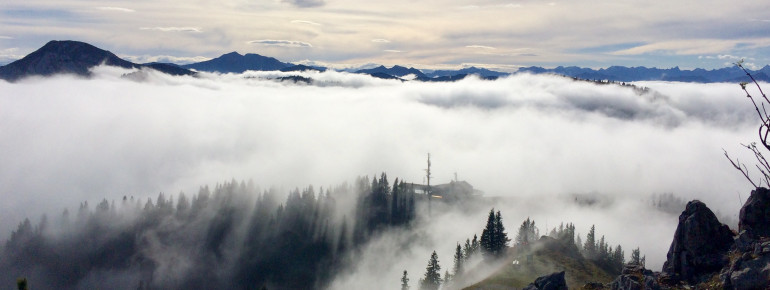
[0,68,761,288]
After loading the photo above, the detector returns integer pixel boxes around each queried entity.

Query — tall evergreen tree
[391,178,400,225]
[598,235,607,259]
[575,233,582,250]
[453,243,464,277]
[419,251,442,290]
[584,225,596,258]
[630,247,641,265]
[480,209,496,259]
[401,270,410,290]
[463,238,472,261]
[515,217,537,247]
[444,270,452,288]
[494,211,510,255]
[471,234,479,256]
[613,245,625,271]
[480,209,509,259]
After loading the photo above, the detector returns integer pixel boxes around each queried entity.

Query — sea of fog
[0,66,762,287]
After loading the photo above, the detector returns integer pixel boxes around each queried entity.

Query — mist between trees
[408,209,646,290]
[1,174,419,289]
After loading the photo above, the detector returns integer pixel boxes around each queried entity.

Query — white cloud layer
[0,70,763,287]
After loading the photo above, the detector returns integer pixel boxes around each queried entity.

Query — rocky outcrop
[522,271,567,290]
[661,200,734,284]
[739,187,770,238]
[720,246,770,289]
[718,187,770,289]
[609,263,660,290]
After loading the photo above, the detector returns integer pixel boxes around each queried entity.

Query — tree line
[405,210,644,289]
[2,174,419,289]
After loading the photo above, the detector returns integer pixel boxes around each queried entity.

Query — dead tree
[724,59,770,188]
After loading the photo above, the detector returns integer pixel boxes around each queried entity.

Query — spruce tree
[471,234,479,255]
[613,245,625,271]
[584,225,596,258]
[420,251,442,290]
[494,210,510,255]
[401,270,410,290]
[444,270,451,288]
[463,238,472,261]
[515,217,539,247]
[480,209,496,258]
[453,243,464,276]
[630,247,640,265]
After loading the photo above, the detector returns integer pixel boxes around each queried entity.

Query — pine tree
[444,270,452,288]
[630,247,641,265]
[471,234,479,255]
[401,270,410,290]
[515,217,537,247]
[494,210,510,255]
[463,238,472,261]
[480,209,496,258]
[584,225,596,258]
[453,243,464,276]
[419,251,442,290]
[598,235,607,260]
[391,178,400,225]
[613,245,625,271]
[575,233,582,250]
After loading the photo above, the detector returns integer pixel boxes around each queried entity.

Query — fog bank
[0,68,760,286]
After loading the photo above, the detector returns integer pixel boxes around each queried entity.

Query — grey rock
[661,200,734,283]
[728,254,770,289]
[739,187,770,238]
[522,271,567,290]
[610,263,660,290]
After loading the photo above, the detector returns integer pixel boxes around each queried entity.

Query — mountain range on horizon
[1,40,769,83]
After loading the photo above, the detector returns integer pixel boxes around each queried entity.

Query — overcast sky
[1,0,769,70]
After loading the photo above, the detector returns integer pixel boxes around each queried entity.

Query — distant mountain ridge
[518,65,770,83]
[182,52,291,73]
[0,40,196,81]
[356,65,428,79]
[2,40,770,83]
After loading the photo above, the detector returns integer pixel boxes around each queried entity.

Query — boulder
[522,271,567,290]
[610,263,660,290]
[739,187,770,238]
[661,200,734,283]
[720,251,770,289]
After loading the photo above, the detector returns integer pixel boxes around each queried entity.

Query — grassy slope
[463,241,616,289]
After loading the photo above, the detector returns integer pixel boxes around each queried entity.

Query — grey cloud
[140,27,202,32]
[283,0,325,8]
[247,39,313,48]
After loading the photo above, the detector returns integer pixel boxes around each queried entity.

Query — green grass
[463,243,616,289]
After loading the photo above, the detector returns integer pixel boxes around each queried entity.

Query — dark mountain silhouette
[427,66,509,78]
[518,65,770,83]
[3,40,769,84]
[183,52,291,73]
[0,40,135,81]
[356,65,428,79]
[280,64,326,72]
[0,40,196,81]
